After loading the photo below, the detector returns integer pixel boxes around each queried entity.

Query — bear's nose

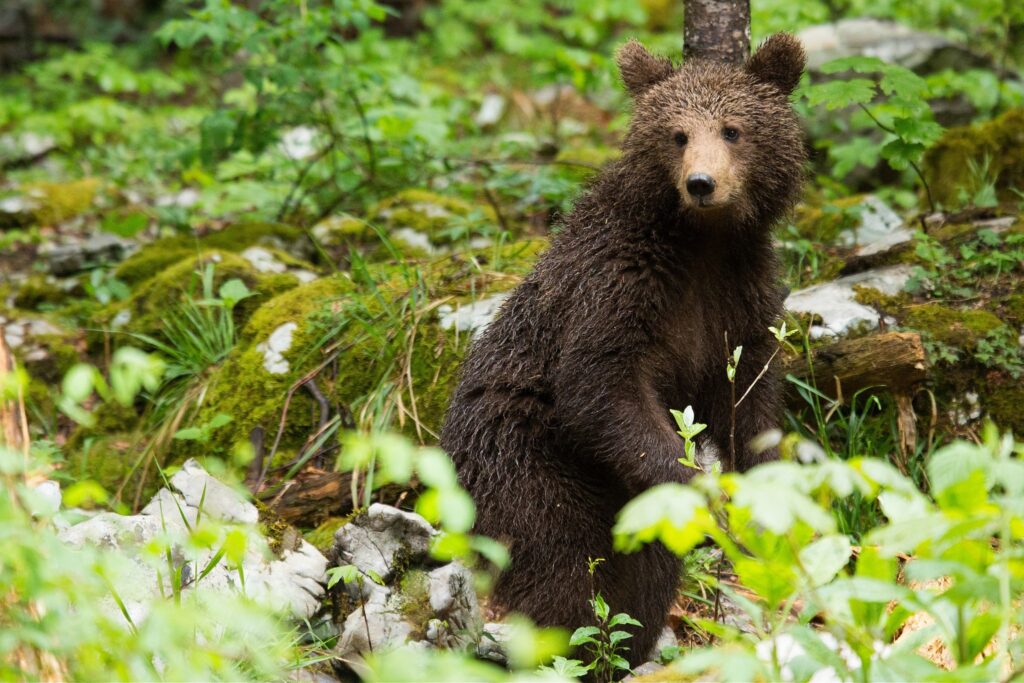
[686,173,716,198]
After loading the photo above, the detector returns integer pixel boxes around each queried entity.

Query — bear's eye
[723,127,740,142]
[673,131,688,147]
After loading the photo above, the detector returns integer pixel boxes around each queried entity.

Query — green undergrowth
[101,250,300,338]
[113,221,311,284]
[179,238,546,462]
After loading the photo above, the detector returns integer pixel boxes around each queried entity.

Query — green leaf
[880,138,926,170]
[804,79,876,110]
[829,136,881,177]
[928,441,991,496]
[892,117,943,146]
[63,480,109,507]
[437,487,475,533]
[592,593,610,621]
[798,534,852,587]
[613,483,712,556]
[963,611,1001,663]
[173,427,204,441]
[218,278,253,306]
[609,613,643,628]
[545,657,592,677]
[569,626,601,646]
[608,630,633,645]
[416,447,458,489]
[208,413,233,429]
[62,363,97,403]
[101,210,149,237]
[820,56,888,75]
[879,65,930,99]
[326,565,360,589]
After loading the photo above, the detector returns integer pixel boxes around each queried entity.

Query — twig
[725,332,737,472]
[858,104,937,213]
[735,347,780,407]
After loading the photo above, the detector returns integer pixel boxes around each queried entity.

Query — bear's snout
[685,173,716,199]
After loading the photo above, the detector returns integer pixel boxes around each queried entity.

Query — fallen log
[783,331,928,457]
[783,331,928,399]
[258,468,407,527]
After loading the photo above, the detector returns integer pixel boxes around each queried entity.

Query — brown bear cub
[441,34,806,668]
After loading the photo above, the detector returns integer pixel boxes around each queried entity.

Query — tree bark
[683,0,751,64]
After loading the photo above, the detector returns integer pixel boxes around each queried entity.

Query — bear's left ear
[745,33,806,96]
[617,40,675,97]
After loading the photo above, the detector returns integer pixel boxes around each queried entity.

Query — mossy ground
[903,304,1004,351]
[181,238,545,462]
[114,221,311,285]
[923,108,1024,209]
[21,178,100,225]
[100,250,301,338]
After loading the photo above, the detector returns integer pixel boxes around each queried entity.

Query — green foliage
[908,229,1024,300]
[614,425,1024,682]
[803,57,944,209]
[544,559,642,681]
[672,405,709,471]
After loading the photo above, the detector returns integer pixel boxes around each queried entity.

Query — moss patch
[114,221,311,287]
[181,239,545,460]
[998,294,1024,326]
[903,304,1005,351]
[13,275,66,310]
[21,178,100,225]
[371,189,498,245]
[304,516,349,553]
[983,383,1024,436]
[923,108,1024,209]
[792,192,866,243]
[103,250,300,337]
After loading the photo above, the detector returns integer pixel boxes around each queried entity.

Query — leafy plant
[547,558,642,682]
[130,266,253,384]
[803,57,944,211]
[615,423,1024,682]
[672,405,709,471]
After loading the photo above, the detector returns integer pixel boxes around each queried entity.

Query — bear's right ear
[616,40,674,97]
[746,33,806,96]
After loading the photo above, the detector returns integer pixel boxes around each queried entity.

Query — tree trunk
[683,0,751,65]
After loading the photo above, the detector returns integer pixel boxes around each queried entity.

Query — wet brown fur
[441,34,807,669]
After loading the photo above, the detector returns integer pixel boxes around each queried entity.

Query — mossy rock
[114,221,312,286]
[792,192,867,243]
[12,274,66,311]
[903,303,1005,351]
[370,189,498,246]
[998,294,1024,326]
[852,285,911,314]
[304,516,350,553]
[102,250,300,338]
[113,245,197,286]
[182,239,546,459]
[21,178,100,225]
[982,383,1024,436]
[923,108,1024,209]
[311,214,373,247]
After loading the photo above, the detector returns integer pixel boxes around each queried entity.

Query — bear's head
[617,34,807,228]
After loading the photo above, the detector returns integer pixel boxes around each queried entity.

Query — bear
[440,33,807,669]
